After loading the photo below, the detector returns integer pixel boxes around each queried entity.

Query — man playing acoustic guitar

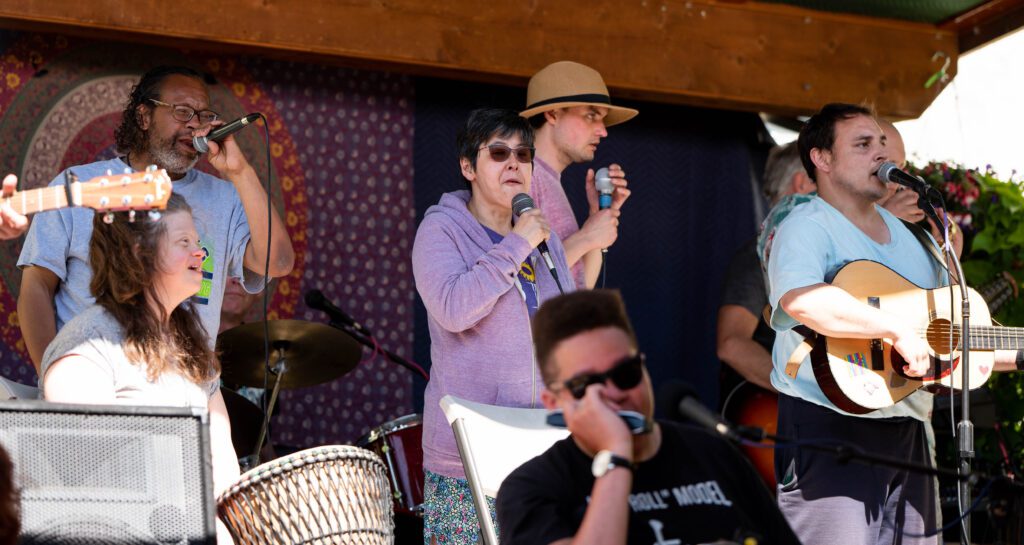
[766,103,1019,545]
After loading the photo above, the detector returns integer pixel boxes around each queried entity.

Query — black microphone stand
[732,425,984,484]
[325,319,429,380]
[912,183,975,544]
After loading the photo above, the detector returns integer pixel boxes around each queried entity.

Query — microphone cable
[256,113,272,441]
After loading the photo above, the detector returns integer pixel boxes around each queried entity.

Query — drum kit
[215,319,425,544]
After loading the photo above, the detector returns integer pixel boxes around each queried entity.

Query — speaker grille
[0,401,214,545]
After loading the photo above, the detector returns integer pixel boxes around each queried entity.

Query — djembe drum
[217,445,394,545]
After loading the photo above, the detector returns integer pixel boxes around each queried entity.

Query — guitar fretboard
[939,325,1024,351]
[3,186,71,216]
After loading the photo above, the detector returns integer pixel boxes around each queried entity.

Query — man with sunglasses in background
[19,65,294,372]
[497,290,799,545]
[522,61,636,289]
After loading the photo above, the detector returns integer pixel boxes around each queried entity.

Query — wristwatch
[591,450,634,478]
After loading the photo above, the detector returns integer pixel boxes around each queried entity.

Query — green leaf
[962,259,995,285]
[1010,221,1024,247]
[971,229,997,254]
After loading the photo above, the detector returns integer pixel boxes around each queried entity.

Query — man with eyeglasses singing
[497,290,799,545]
[18,65,295,372]
[522,61,636,289]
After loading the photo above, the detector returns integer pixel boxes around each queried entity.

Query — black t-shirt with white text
[496,420,800,545]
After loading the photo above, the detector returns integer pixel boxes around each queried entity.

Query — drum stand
[245,340,290,470]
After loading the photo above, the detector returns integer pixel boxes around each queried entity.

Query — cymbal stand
[248,340,290,464]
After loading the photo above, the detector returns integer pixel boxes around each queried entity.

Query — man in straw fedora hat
[522,61,637,289]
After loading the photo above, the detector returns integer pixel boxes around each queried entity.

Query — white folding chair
[440,394,570,545]
[0,375,39,400]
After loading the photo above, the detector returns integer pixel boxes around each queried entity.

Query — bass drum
[357,414,424,516]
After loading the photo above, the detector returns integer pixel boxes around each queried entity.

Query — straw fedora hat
[521,61,638,127]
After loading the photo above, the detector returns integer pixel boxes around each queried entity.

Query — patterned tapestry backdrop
[0,31,418,447]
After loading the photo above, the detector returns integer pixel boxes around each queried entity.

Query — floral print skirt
[422,470,497,545]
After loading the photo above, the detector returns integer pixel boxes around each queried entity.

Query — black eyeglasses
[556,353,645,400]
[479,144,535,164]
[149,99,220,124]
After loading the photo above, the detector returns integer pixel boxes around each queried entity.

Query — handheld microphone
[545,409,650,434]
[595,167,614,210]
[876,162,930,194]
[511,193,561,288]
[660,381,764,442]
[594,167,614,255]
[193,113,261,153]
[304,289,371,336]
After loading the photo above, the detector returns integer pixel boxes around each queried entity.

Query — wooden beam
[940,0,1024,53]
[0,1,959,118]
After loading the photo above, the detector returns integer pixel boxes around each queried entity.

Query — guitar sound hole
[926,319,959,355]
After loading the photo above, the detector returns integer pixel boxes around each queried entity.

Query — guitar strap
[899,219,950,274]
[782,221,947,378]
[785,338,813,379]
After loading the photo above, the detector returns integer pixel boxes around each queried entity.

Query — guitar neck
[960,325,1024,351]
[4,186,72,216]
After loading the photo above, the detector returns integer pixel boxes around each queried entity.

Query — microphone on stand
[660,381,765,442]
[876,162,932,195]
[304,288,430,380]
[876,162,945,226]
[193,113,261,153]
[304,289,371,336]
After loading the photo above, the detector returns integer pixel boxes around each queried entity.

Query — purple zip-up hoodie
[412,190,575,478]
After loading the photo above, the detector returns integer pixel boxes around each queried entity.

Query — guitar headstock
[76,166,172,212]
[978,271,1019,315]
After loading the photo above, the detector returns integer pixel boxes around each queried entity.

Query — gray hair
[763,141,804,205]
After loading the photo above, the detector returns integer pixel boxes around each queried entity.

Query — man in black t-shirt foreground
[496,290,799,545]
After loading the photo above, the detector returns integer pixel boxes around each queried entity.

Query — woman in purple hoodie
[413,108,575,544]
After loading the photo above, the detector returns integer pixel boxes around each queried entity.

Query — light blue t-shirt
[18,157,265,346]
[767,197,946,421]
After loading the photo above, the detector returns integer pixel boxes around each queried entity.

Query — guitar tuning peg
[123,167,132,174]
[146,164,158,172]
[148,210,162,221]
[128,210,136,223]
[103,212,114,224]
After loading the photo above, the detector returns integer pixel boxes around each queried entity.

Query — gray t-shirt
[40,305,218,408]
[18,157,265,345]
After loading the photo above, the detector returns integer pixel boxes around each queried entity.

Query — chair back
[0,375,39,400]
[440,395,570,545]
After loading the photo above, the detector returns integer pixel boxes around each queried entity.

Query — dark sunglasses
[479,144,535,164]
[559,353,645,400]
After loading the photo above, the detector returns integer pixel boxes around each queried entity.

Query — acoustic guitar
[725,265,1017,487]
[810,259,1019,414]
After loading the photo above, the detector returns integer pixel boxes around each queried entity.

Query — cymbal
[220,387,264,458]
[217,320,362,389]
